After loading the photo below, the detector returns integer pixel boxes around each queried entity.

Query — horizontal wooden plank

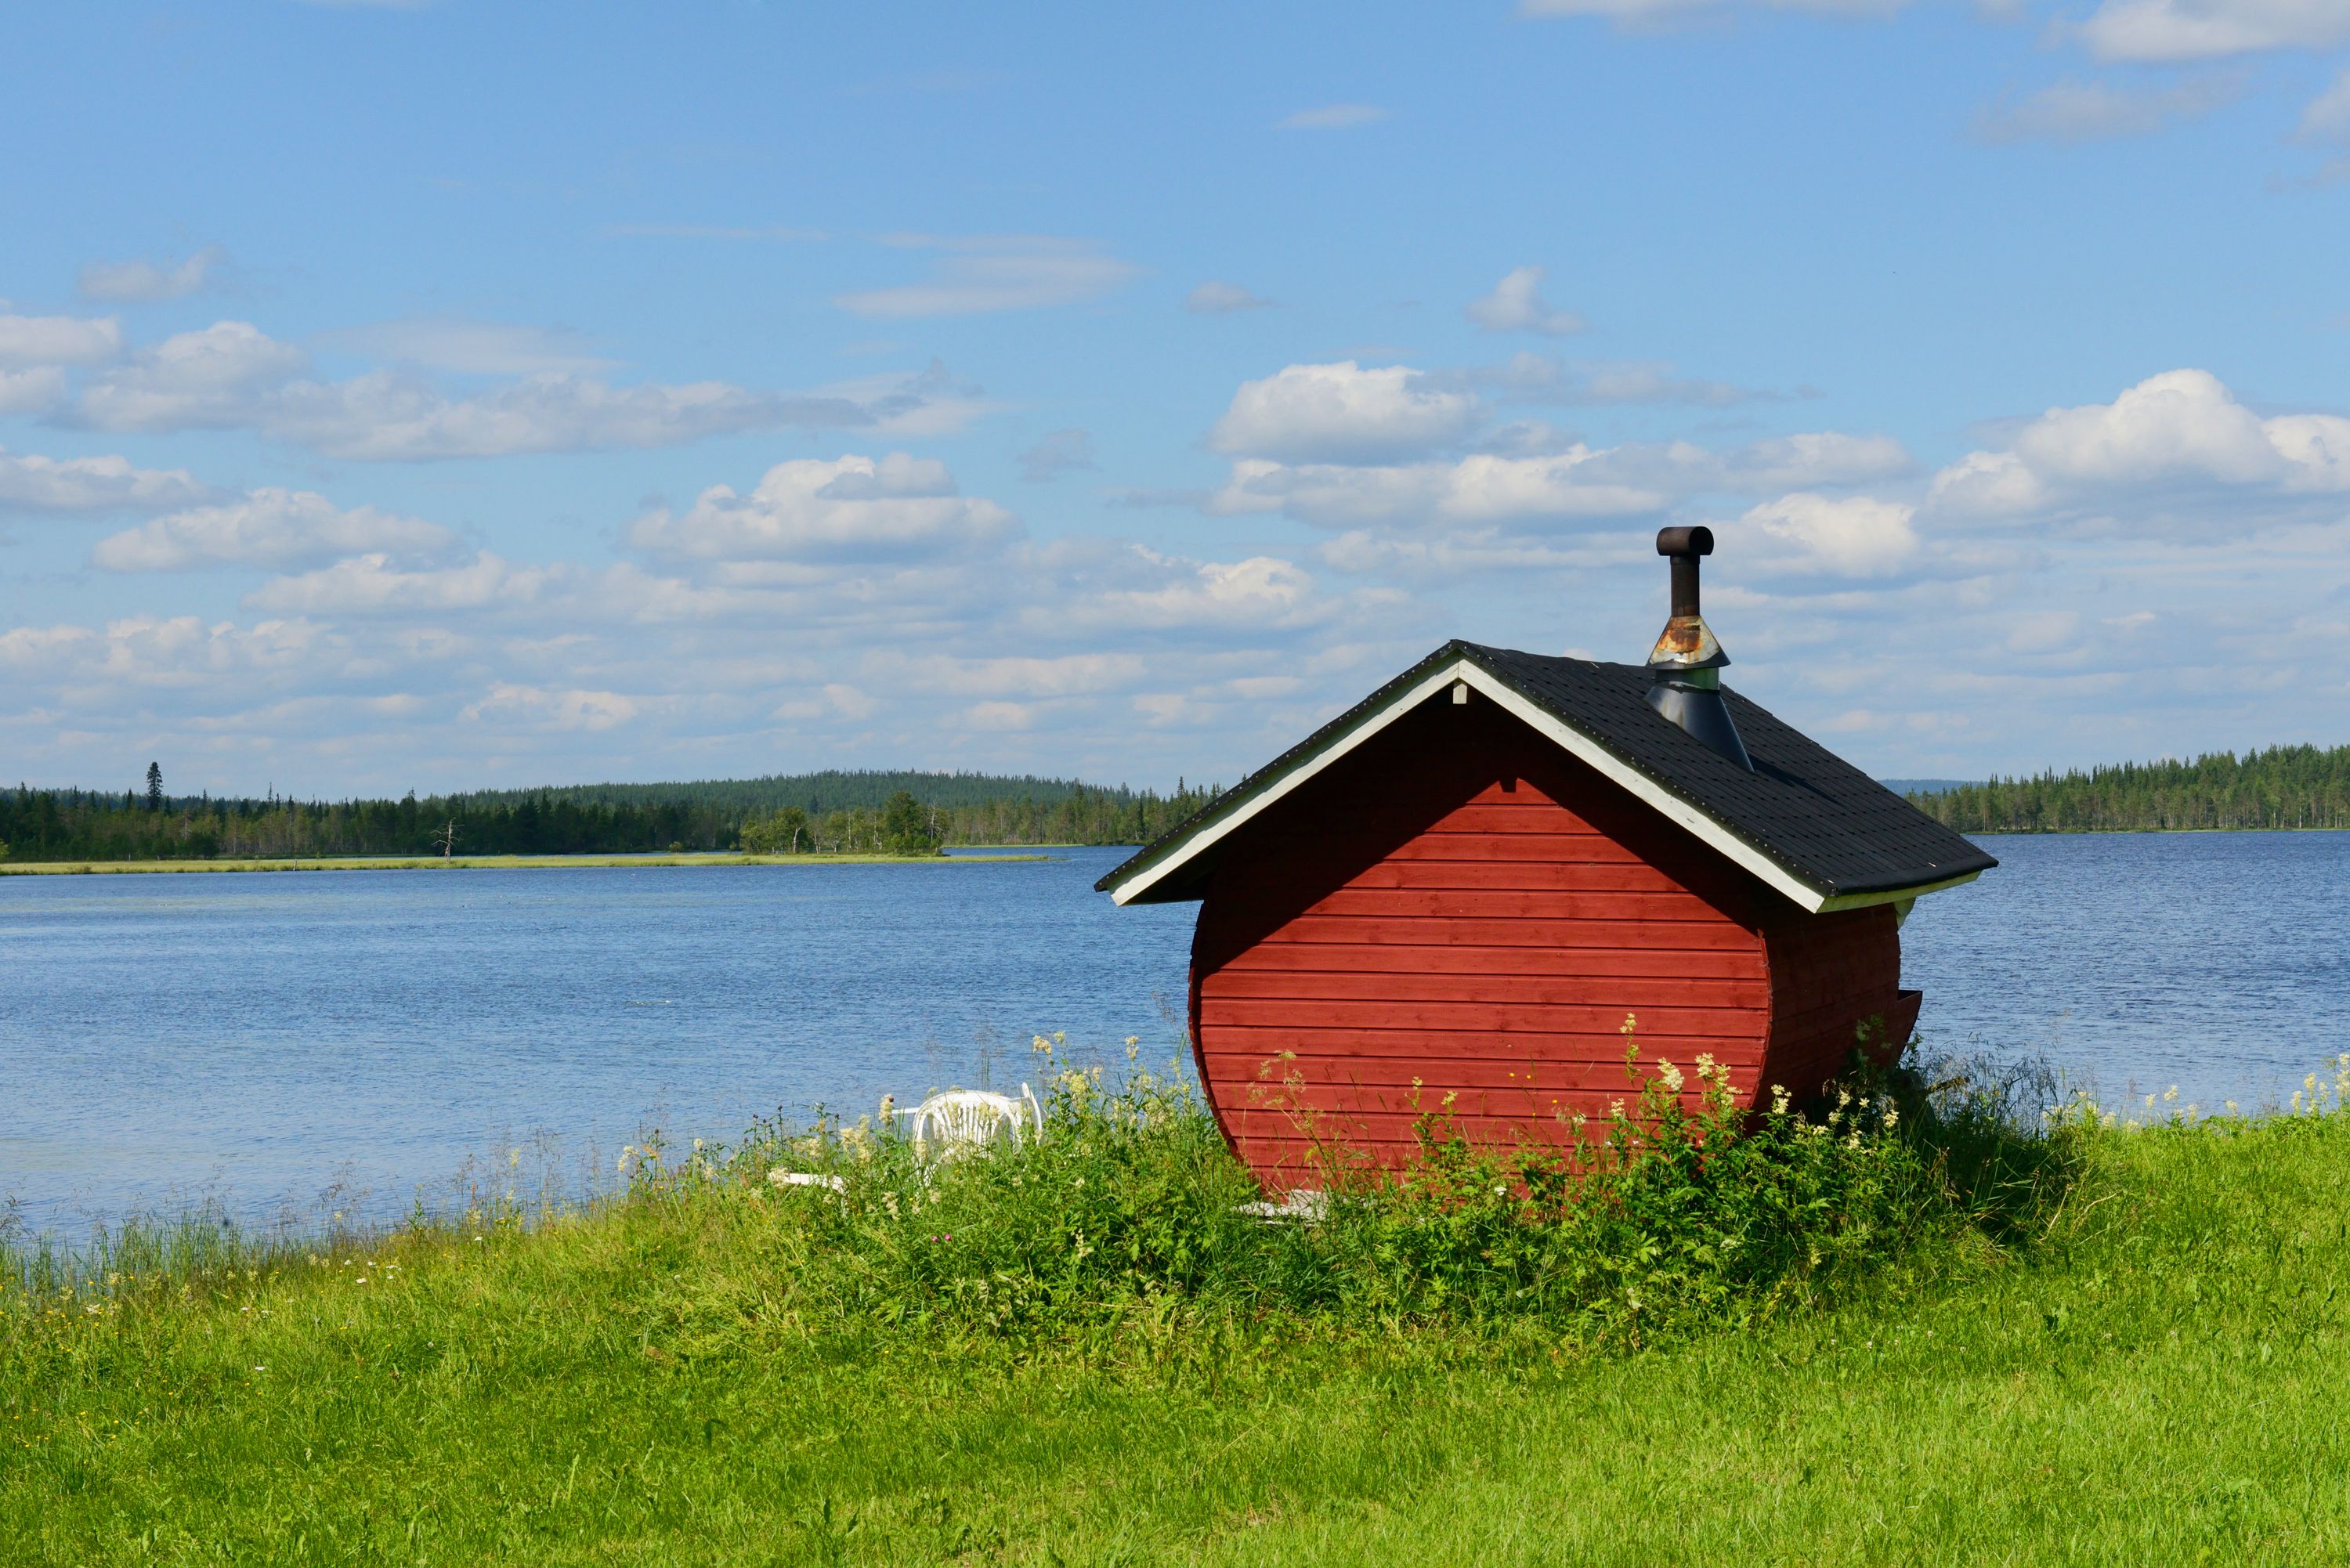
[1203,1053,1757,1094]
[1211,1080,1734,1120]
[1376,834,1647,864]
[1213,942,1770,981]
[1326,859,1696,894]
[1200,969,1772,1009]
[1198,1023,1766,1059]
[1202,996,1766,1036]
[1213,1104,1713,1143]
[1260,916,1762,952]
[1296,887,1729,923]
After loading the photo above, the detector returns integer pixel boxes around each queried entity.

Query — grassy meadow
[9,1047,2350,1565]
[0,850,1052,876]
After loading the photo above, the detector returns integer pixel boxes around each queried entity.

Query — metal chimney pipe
[1644,526,1752,771]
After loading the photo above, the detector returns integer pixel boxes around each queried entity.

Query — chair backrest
[907,1089,1029,1164]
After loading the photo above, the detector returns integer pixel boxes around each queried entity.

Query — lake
[5,834,2345,1235]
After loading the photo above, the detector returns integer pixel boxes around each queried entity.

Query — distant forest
[0,768,1219,863]
[1908,745,2350,833]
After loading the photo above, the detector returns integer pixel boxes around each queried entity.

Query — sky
[4,1,2350,798]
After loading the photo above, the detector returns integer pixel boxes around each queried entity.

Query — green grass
[0,851,1052,876]
[9,1067,2350,1564]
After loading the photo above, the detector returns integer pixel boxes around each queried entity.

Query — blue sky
[5,0,2349,796]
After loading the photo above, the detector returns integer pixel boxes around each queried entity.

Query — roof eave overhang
[1100,653,1983,914]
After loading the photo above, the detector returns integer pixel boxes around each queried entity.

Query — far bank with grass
[0,850,1054,876]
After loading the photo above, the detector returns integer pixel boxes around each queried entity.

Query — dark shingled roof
[1097,639,1996,905]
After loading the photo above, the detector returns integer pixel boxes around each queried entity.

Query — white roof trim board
[1104,658,1982,914]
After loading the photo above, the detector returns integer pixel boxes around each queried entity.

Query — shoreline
[0,850,1057,876]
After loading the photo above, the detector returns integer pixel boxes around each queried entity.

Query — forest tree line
[1908,744,2350,833]
[0,769,1219,863]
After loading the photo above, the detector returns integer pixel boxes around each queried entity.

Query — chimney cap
[1657,526,1713,558]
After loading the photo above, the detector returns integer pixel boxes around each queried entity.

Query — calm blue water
[4,835,2345,1234]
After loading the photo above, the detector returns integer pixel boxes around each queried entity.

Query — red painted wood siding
[1759,908,1908,1097]
[1190,696,1778,1186]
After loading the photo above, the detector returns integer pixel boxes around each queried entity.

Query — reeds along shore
[9,1044,2350,1563]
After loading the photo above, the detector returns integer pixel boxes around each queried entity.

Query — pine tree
[145,761,164,812]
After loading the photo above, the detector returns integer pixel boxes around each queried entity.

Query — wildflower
[878,1093,896,1122]
[1657,1060,1685,1094]
[1770,1085,1791,1116]
[2226,1100,2240,1115]
[1883,1105,1900,1130]
[2163,1086,2179,1104]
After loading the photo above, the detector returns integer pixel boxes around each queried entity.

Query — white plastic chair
[902,1083,1043,1165]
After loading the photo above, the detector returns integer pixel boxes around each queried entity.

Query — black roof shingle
[1097,639,1996,905]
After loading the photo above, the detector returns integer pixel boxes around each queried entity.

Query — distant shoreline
[0,851,1057,876]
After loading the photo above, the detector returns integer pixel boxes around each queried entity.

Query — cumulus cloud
[1464,267,1586,336]
[1210,361,1480,464]
[76,320,308,431]
[1740,493,1922,576]
[834,236,1137,318]
[626,454,1019,564]
[1185,280,1273,314]
[1209,450,1673,528]
[2074,0,2350,60]
[0,369,68,415]
[92,489,458,573]
[0,313,123,367]
[243,551,559,616]
[1928,369,2350,527]
[1274,104,1388,129]
[78,247,226,303]
[0,449,212,515]
[1972,73,2244,143]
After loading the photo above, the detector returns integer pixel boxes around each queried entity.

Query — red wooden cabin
[1097,529,1994,1187]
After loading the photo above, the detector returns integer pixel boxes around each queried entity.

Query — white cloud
[1209,450,1672,529]
[0,369,68,415]
[0,449,212,515]
[1740,493,1922,576]
[1972,74,2244,143]
[78,247,226,303]
[76,320,307,431]
[1185,280,1274,314]
[1465,267,1587,336]
[92,489,458,573]
[67,318,942,458]
[2075,0,2350,60]
[834,236,1137,318]
[626,454,1019,564]
[460,682,639,732]
[0,313,123,368]
[1929,370,2350,526]
[318,317,613,375]
[1209,361,1481,464]
[1274,104,1389,129]
[244,551,558,616]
